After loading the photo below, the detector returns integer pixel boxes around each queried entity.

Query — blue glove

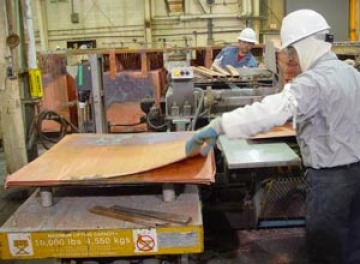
[185,126,218,157]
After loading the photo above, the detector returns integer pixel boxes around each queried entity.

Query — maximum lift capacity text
[35,231,131,247]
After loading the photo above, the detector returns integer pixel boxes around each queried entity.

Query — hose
[146,107,169,131]
[189,87,205,131]
[28,110,79,150]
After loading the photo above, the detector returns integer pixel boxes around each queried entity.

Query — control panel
[171,67,193,80]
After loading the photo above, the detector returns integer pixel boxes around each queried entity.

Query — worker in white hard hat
[212,27,258,68]
[186,9,360,263]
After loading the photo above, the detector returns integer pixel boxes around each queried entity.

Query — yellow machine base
[0,186,203,260]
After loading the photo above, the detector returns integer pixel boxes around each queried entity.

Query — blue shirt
[215,46,258,68]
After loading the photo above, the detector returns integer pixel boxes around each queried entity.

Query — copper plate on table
[6,132,215,187]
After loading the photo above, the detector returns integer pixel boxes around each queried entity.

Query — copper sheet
[109,49,116,80]
[251,123,295,139]
[40,75,71,132]
[72,152,215,186]
[107,102,147,133]
[104,70,165,133]
[6,132,215,187]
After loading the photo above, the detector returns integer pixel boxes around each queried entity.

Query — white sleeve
[221,84,297,139]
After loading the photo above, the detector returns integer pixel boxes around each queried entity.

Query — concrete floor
[0,148,28,225]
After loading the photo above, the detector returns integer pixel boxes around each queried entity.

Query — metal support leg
[162,183,176,202]
[39,187,53,207]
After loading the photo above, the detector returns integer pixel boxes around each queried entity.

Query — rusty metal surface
[89,206,169,227]
[89,204,192,227]
[38,54,72,132]
[107,102,147,133]
[40,74,72,132]
[104,72,155,107]
[6,132,215,187]
[104,70,165,132]
[111,204,192,225]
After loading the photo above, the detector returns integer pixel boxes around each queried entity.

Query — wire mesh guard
[248,177,307,263]
[260,177,306,220]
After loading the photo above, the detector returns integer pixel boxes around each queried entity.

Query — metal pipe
[25,0,37,69]
[15,0,25,70]
[144,0,152,47]
[153,13,244,21]
[246,0,252,16]
[48,25,144,32]
[213,0,239,5]
[35,0,48,51]
[45,26,247,39]
[252,0,261,42]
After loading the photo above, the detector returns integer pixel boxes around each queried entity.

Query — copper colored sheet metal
[251,123,295,139]
[41,74,71,132]
[107,102,147,133]
[81,152,215,186]
[6,132,215,187]
[109,49,117,80]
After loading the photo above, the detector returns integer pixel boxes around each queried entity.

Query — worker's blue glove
[185,118,223,157]
[185,126,218,157]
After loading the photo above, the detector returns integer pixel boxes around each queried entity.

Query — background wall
[32,0,283,50]
[285,0,350,41]
[31,0,358,52]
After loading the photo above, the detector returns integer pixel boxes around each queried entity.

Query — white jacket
[221,52,360,168]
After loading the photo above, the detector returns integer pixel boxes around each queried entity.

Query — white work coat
[221,52,360,169]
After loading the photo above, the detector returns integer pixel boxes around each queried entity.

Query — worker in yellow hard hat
[212,27,258,69]
[186,9,360,263]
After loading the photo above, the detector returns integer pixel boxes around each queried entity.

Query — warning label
[0,226,202,259]
[7,233,34,257]
[133,228,158,253]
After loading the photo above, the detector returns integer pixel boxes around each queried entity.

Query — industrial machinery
[146,40,280,132]
[141,40,306,231]
[0,54,209,264]
[0,44,306,264]
[66,55,108,134]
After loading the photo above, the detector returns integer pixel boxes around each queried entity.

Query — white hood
[293,33,332,72]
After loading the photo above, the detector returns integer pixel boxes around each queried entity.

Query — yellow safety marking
[0,226,203,260]
[29,68,44,98]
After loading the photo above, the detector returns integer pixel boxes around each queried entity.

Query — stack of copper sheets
[6,132,215,187]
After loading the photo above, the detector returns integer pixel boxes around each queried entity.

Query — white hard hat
[280,9,330,50]
[237,28,257,44]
